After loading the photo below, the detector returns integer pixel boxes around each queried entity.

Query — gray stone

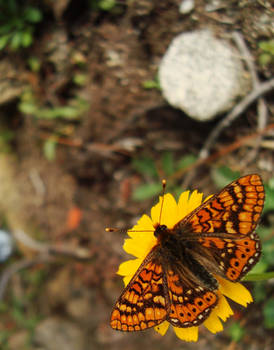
[159,30,251,121]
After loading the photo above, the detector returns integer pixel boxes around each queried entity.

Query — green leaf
[261,240,274,267]
[211,166,240,189]
[142,78,161,90]
[0,130,14,142]
[133,183,162,201]
[132,157,158,178]
[243,271,274,282]
[73,73,88,86]
[228,322,245,342]
[0,34,10,50]
[253,282,267,302]
[259,40,274,55]
[21,29,33,47]
[37,105,85,120]
[9,31,22,50]
[162,152,174,177]
[245,258,268,275]
[43,139,57,161]
[258,53,272,67]
[18,101,38,115]
[24,7,42,23]
[28,56,41,72]
[176,154,197,170]
[99,0,116,11]
[263,298,274,329]
[264,178,274,212]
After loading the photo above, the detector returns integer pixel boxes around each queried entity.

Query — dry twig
[199,77,274,160]
[172,123,274,185]
[232,32,268,165]
[181,78,274,188]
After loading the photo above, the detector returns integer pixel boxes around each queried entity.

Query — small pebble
[179,0,195,14]
[0,230,13,262]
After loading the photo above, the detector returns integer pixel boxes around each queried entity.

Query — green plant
[0,0,42,51]
[0,129,14,153]
[89,0,118,11]
[132,152,197,201]
[263,298,274,329]
[27,56,41,72]
[73,73,88,86]
[228,322,245,342]
[142,76,161,90]
[18,89,89,160]
[19,89,89,120]
[258,39,274,67]
[43,138,57,161]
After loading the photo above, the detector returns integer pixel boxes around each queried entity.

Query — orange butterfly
[110,174,264,331]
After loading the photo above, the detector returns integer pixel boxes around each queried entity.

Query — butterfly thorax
[154,224,218,291]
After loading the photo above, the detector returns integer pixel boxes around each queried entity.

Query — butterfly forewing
[177,174,264,281]
[110,249,168,331]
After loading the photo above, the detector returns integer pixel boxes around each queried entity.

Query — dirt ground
[0,1,273,349]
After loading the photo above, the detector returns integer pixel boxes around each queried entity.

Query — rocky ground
[0,1,273,349]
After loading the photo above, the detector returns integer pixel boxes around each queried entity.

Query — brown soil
[0,1,273,350]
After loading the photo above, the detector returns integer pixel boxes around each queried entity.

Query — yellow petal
[203,312,223,333]
[161,193,179,228]
[123,274,133,286]
[151,196,162,225]
[123,236,155,259]
[154,321,169,335]
[188,190,204,210]
[216,276,253,307]
[117,258,142,277]
[128,214,154,238]
[151,194,178,228]
[178,190,204,221]
[214,293,234,322]
[177,190,190,219]
[173,326,198,342]
[123,238,144,258]
[204,194,213,202]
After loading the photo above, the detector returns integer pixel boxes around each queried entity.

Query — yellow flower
[117,190,253,342]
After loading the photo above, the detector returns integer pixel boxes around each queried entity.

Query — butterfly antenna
[106,181,166,234]
[106,227,154,234]
[105,227,129,234]
[105,227,119,232]
[158,179,166,225]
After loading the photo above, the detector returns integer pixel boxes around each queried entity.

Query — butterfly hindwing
[178,174,264,281]
[166,267,218,328]
[110,249,168,331]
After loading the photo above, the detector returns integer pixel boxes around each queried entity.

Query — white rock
[159,30,251,121]
[179,0,195,14]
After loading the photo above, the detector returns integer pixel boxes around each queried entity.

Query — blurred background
[0,0,273,349]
